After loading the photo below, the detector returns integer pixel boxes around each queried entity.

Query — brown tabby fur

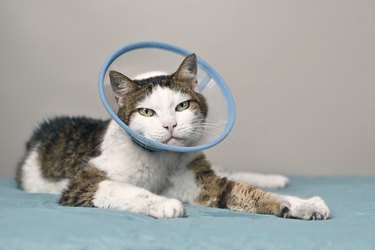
[188,154,287,217]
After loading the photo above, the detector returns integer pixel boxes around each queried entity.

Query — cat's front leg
[188,155,330,220]
[59,166,185,219]
[93,180,186,218]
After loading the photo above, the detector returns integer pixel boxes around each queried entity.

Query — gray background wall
[0,0,374,177]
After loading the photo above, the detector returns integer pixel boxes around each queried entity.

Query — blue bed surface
[1,177,374,250]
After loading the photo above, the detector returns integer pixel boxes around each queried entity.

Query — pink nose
[163,123,177,133]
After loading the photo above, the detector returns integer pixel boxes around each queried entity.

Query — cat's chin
[163,137,185,147]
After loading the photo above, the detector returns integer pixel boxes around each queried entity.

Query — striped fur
[188,155,286,217]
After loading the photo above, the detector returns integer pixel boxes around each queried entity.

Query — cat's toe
[281,196,330,220]
[162,199,186,218]
[308,196,330,220]
[295,196,330,220]
[310,212,323,220]
[149,198,185,219]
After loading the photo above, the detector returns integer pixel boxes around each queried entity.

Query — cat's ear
[173,54,198,88]
[109,70,138,96]
[109,71,138,107]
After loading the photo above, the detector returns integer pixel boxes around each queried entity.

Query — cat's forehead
[137,85,190,109]
[133,74,172,87]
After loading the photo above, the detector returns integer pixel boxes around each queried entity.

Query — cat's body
[17,54,330,220]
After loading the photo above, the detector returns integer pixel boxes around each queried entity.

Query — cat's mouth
[163,136,185,146]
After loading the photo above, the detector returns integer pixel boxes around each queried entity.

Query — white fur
[93,180,185,218]
[130,86,204,146]
[91,121,199,192]
[90,73,205,217]
[162,169,200,203]
[90,121,199,217]
[21,147,69,194]
[279,195,330,220]
[213,166,289,189]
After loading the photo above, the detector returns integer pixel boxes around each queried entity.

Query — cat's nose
[163,123,177,133]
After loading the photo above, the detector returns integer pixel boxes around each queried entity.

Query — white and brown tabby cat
[16,54,330,220]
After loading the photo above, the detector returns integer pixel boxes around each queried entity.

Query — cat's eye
[176,101,190,112]
[138,108,155,117]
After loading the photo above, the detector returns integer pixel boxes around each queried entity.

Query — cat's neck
[101,120,152,153]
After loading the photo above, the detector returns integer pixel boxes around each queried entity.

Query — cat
[16,54,330,220]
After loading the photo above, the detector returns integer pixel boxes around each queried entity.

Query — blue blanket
[1,177,374,250]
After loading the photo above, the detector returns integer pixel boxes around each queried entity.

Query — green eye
[176,101,190,112]
[138,108,155,117]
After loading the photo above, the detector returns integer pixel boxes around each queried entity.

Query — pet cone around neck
[98,41,235,152]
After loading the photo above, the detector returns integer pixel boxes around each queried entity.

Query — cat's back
[16,116,110,194]
[25,116,109,150]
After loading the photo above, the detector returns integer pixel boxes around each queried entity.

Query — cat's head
[109,54,208,147]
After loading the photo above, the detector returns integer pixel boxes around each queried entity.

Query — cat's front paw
[281,196,330,220]
[148,198,186,219]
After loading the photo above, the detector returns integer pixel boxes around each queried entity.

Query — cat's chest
[91,147,187,194]
[122,156,170,193]
[91,124,200,194]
